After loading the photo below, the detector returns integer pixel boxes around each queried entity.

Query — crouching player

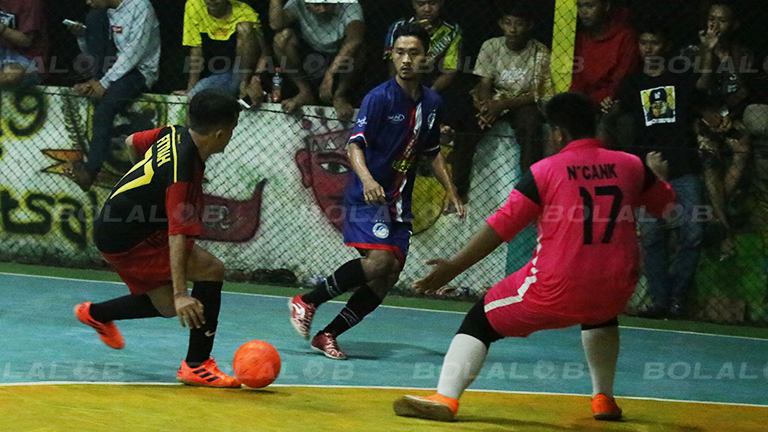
[74,89,243,387]
[393,92,676,421]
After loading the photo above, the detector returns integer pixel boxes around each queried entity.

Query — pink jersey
[485,139,675,322]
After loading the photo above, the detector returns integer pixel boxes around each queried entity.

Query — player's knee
[205,257,225,281]
[156,304,177,318]
[729,138,750,154]
[0,66,26,88]
[148,292,177,318]
[365,254,398,279]
[273,28,296,51]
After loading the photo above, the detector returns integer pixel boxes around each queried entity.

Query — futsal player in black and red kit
[74,90,243,388]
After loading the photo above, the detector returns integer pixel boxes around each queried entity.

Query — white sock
[581,326,620,398]
[436,333,489,400]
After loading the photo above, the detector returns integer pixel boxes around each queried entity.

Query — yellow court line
[1,382,766,408]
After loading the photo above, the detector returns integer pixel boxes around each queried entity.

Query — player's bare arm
[125,135,140,164]
[321,20,365,102]
[348,142,385,204]
[235,22,259,98]
[646,151,669,181]
[414,223,502,294]
[428,152,466,221]
[268,0,298,32]
[169,234,205,329]
[173,46,203,95]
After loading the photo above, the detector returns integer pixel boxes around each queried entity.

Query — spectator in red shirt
[571,0,639,108]
[0,0,48,88]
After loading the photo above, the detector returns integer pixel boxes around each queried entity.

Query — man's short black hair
[188,89,241,134]
[636,18,671,42]
[544,92,598,139]
[393,22,431,53]
[708,0,738,14]
[501,1,536,22]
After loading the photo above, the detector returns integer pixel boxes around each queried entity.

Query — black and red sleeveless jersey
[94,126,205,253]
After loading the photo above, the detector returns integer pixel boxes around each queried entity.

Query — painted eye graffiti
[321,162,350,174]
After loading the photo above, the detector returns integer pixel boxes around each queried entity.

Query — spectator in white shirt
[64,0,161,191]
[269,0,365,122]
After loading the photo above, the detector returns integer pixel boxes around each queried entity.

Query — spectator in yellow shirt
[175,0,266,106]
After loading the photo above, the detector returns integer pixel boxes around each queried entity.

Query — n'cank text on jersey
[566,164,618,181]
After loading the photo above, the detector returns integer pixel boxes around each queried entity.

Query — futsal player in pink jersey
[393,92,676,422]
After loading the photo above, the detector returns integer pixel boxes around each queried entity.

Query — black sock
[323,285,383,337]
[185,281,222,367]
[89,294,162,322]
[302,259,367,306]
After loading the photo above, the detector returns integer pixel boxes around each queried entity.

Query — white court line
[1,381,766,408]
[2,271,767,341]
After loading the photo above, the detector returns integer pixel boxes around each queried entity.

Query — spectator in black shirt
[611,20,704,318]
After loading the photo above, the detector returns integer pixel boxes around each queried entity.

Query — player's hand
[74,81,93,97]
[701,110,723,129]
[446,192,467,221]
[439,124,455,146]
[413,258,461,295]
[362,178,386,204]
[172,89,189,96]
[699,24,720,50]
[244,76,265,110]
[319,74,334,104]
[477,113,497,130]
[65,21,86,37]
[600,97,616,114]
[646,151,669,182]
[88,80,107,99]
[473,97,487,112]
[718,114,733,132]
[175,293,205,329]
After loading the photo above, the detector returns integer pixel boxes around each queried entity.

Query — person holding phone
[63,0,161,192]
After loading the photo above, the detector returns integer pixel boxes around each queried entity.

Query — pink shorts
[483,268,622,338]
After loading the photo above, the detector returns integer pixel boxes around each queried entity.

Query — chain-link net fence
[1,0,768,326]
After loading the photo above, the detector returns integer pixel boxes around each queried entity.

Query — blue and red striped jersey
[346,78,443,222]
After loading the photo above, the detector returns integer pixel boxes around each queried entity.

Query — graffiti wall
[0,87,523,292]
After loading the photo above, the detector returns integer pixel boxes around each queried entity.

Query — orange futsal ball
[233,340,281,388]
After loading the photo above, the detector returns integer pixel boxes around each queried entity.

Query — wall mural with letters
[0,88,518,292]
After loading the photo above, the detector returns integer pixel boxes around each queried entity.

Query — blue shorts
[343,205,412,264]
[188,72,240,98]
[0,47,40,88]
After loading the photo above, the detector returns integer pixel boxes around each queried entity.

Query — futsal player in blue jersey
[290,22,466,359]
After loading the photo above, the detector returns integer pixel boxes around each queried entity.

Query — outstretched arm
[416,172,543,293]
[414,223,503,294]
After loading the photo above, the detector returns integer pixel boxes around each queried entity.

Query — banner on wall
[0,87,523,293]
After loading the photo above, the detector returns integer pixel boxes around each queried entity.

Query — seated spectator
[383,0,462,94]
[571,0,639,108]
[269,0,365,122]
[174,0,266,105]
[64,0,161,191]
[612,21,704,319]
[0,0,47,89]
[682,0,752,260]
[453,2,551,202]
